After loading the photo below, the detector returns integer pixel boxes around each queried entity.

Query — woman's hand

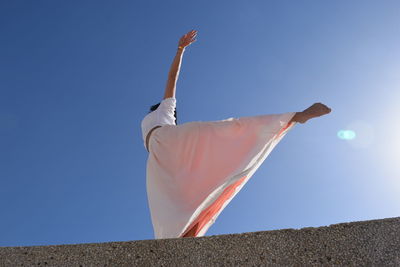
[178,29,197,49]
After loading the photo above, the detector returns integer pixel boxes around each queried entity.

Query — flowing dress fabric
[146,112,297,239]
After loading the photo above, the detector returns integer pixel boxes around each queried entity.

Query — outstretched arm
[164,30,197,99]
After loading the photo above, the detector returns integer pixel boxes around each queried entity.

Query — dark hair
[149,103,177,124]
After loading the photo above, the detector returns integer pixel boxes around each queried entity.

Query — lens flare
[337,130,356,140]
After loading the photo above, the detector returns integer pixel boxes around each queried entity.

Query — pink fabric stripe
[182,175,247,237]
[277,121,294,137]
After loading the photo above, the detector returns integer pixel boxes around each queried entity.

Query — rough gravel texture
[1,216,399,266]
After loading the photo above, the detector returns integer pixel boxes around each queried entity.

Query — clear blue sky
[1,0,399,247]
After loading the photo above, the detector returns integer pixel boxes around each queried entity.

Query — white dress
[142,98,297,239]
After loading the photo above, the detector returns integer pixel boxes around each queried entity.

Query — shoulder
[159,97,176,110]
[161,97,176,104]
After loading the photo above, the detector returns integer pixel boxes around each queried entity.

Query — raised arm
[164,29,197,99]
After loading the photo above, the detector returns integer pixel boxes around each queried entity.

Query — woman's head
[149,103,177,124]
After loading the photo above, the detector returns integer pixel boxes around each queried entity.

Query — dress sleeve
[158,97,176,117]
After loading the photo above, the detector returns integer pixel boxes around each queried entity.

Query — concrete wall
[1,216,399,266]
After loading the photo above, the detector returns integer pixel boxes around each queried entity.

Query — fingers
[184,30,197,41]
[184,29,197,38]
[179,29,198,47]
[189,30,197,42]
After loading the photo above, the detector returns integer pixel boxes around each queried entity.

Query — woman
[141,30,331,239]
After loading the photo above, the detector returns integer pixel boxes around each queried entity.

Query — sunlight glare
[345,120,375,149]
